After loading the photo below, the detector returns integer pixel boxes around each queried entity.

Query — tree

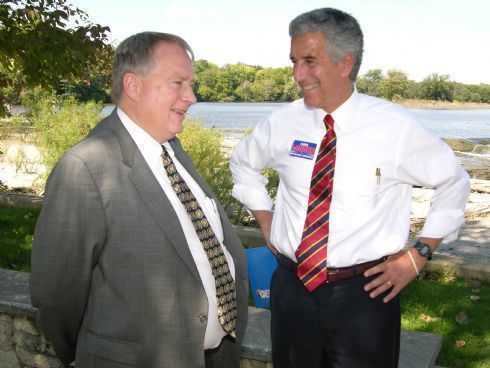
[57,44,114,103]
[193,59,220,101]
[251,67,296,101]
[356,69,384,97]
[379,69,409,100]
[0,0,110,113]
[419,73,453,101]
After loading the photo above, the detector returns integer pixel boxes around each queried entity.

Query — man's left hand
[363,249,426,303]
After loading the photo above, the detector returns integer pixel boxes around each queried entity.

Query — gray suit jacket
[30,110,248,368]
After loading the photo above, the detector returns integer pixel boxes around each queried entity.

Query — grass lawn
[1,204,489,367]
[0,205,39,272]
[401,268,490,368]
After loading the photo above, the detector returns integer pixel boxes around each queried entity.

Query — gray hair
[289,8,363,82]
[111,32,194,104]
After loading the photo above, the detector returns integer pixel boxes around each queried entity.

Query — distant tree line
[356,69,490,103]
[194,63,490,104]
[4,59,489,111]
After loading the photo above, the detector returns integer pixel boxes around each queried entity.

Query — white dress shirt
[118,108,235,349]
[230,90,470,267]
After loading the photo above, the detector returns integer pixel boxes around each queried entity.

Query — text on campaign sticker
[289,140,317,160]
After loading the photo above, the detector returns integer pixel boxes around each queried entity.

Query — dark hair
[289,8,363,81]
[111,32,194,103]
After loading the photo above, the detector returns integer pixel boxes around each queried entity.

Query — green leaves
[29,93,103,180]
[193,61,300,102]
[0,0,110,91]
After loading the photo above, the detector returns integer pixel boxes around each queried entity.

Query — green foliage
[453,83,490,103]
[357,69,490,103]
[0,0,110,87]
[58,77,111,103]
[0,206,40,272]
[178,119,235,209]
[56,44,114,103]
[193,60,220,101]
[0,65,24,108]
[419,73,453,101]
[0,0,111,114]
[356,68,384,97]
[21,85,57,114]
[193,60,300,102]
[30,94,102,181]
[379,69,410,100]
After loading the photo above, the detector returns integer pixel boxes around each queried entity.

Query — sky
[70,0,490,84]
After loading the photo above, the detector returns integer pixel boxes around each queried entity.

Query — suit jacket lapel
[103,111,203,283]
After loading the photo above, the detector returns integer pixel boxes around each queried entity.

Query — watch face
[415,242,432,260]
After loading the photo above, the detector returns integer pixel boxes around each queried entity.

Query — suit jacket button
[199,314,207,324]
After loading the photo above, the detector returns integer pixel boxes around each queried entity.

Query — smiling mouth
[302,84,319,92]
[172,108,189,116]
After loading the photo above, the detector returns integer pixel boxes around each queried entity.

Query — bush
[178,119,235,210]
[30,95,102,182]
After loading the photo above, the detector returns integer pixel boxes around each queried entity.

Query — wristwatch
[413,241,433,260]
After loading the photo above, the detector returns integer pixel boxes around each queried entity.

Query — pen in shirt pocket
[375,167,381,185]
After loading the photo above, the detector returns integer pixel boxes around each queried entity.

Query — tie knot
[324,114,334,131]
[161,145,170,157]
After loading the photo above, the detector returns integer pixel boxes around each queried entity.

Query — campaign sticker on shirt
[289,140,317,160]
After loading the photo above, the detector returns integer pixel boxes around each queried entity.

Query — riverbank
[399,99,490,110]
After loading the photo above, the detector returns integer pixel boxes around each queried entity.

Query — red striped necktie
[295,114,336,292]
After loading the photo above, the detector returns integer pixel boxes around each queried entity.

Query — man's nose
[292,64,305,83]
[183,86,197,104]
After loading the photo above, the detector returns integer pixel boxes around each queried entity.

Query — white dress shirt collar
[117,107,165,159]
[329,88,360,135]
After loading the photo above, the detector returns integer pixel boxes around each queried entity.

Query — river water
[102,102,490,139]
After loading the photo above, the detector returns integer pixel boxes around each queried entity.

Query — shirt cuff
[418,210,466,244]
[232,185,273,212]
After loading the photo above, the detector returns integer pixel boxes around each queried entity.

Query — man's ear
[340,53,355,78]
[123,73,141,101]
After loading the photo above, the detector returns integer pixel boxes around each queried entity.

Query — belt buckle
[326,267,341,283]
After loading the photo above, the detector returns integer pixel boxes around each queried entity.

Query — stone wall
[0,313,61,368]
[0,310,271,368]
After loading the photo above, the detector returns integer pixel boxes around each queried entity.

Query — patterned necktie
[295,114,336,292]
[161,146,237,338]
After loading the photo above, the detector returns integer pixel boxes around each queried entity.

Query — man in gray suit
[30,32,248,368]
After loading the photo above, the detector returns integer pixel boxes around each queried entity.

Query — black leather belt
[276,252,387,284]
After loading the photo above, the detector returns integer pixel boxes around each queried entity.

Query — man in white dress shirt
[230,8,470,368]
[31,32,248,368]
